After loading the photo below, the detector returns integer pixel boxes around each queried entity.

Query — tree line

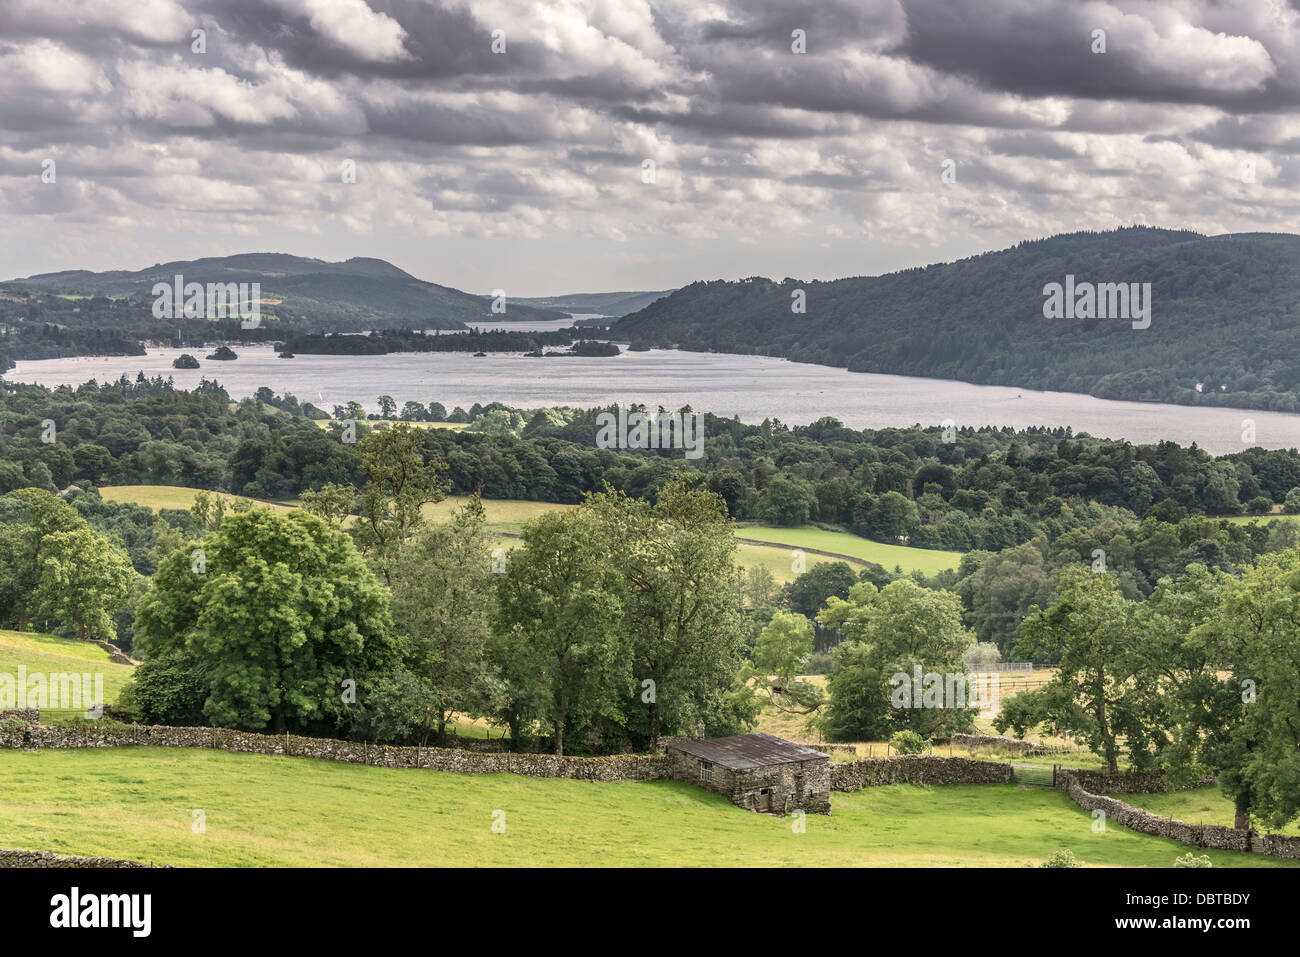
[124,428,755,755]
[6,378,1300,558]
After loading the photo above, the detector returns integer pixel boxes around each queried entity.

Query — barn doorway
[756,788,771,812]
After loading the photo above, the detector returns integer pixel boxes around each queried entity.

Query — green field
[736,541,837,584]
[0,748,1289,867]
[1112,786,1300,837]
[99,485,563,532]
[734,525,963,576]
[432,495,571,533]
[100,485,297,514]
[1223,513,1296,525]
[0,630,135,722]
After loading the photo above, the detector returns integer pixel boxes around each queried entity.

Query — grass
[98,485,561,533]
[1223,513,1297,525]
[0,630,135,724]
[1112,787,1300,837]
[0,748,1290,867]
[734,525,962,576]
[99,485,297,515]
[428,495,572,533]
[736,541,837,584]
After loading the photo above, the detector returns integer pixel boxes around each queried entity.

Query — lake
[8,345,1298,455]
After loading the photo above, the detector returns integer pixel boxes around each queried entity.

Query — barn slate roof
[664,732,828,770]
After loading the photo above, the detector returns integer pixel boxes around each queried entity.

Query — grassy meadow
[0,747,1289,868]
[99,485,297,515]
[734,525,963,576]
[1112,787,1300,837]
[1223,513,1297,525]
[100,485,559,533]
[0,630,135,724]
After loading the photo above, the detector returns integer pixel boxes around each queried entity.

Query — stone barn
[665,733,831,815]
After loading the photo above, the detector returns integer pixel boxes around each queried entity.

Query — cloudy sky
[2,0,1299,294]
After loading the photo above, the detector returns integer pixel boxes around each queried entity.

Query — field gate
[1011,763,1058,787]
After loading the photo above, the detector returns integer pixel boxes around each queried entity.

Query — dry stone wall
[830,755,1013,791]
[949,733,1065,755]
[1062,768,1213,794]
[1060,772,1300,860]
[0,723,672,782]
[91,640,135,665]
[0,846,159,868]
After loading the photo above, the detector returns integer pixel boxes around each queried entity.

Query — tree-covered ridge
[5,252,566,332]
[0,292,317,368]
[613,227,1300,412]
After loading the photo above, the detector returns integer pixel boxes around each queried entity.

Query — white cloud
[0,39,108,96]
[271,0,411,62]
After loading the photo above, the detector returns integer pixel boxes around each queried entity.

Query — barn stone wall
[831,755,1014,791]
[733,760,831,815]
[665,749,831,814]
[948,733,1065,755]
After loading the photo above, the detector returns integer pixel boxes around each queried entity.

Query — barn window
[700,760,712,783]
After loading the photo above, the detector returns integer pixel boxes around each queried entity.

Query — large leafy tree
[754,611,813,692]
[493,509,627,755]
[299,483,355,526]
[0,488,85,630]
[32,526,138,643]
[756,476,819,526]
[350,424,446,585]
[1195,548,1300,830]
[588,477,749,749]
[819,579,976,742]
[956,538,1055,653]
[782,560,858,618]
[997,568,1161,773]
[135,509,396,733]
[390,496,496,745]
[1133,565,1247,818]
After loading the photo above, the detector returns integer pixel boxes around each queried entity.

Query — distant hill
[514,289,673,317]
[611,227,1300,413]
[9,254,568,331]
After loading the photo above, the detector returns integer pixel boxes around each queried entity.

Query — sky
[2,0,1300,295]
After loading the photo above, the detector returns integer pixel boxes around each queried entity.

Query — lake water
[451,313,611,333]
[9,345,1298,455]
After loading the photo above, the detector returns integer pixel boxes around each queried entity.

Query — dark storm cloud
[898,0,1292,110]
[189,0,518,79]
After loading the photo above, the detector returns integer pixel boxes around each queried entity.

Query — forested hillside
[3,252,566,336]
[613,227,1300,412]
[515,289,673,316]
